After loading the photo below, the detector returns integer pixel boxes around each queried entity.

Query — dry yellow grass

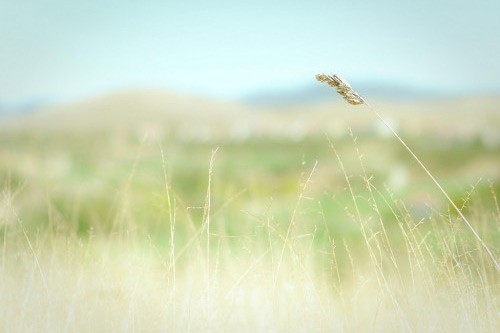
[1,146,498,331]
[0,85,499,331]
[317,72,500,271]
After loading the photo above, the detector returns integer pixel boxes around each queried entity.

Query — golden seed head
[316,73,365,105]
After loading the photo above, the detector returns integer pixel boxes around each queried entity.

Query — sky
[1,0,500,104]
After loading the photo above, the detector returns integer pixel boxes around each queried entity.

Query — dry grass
[0,79,499,331]
[1,142,498,332]
[315,74,365,105]
[317,72,500,272]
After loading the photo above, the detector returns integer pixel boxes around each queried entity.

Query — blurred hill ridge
[1,88,499,144]
[243,81,456,107]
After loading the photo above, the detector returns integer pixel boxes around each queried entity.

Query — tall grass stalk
[316,73,500,271]
[273,160,318,294]
[203,147,218,314]
[160,146,177,330]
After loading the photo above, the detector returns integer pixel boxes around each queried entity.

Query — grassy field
[0,95,499,331]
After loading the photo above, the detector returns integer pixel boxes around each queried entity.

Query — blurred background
[1,0,499,218]
[2,0,500,105]
[0,0,499,223]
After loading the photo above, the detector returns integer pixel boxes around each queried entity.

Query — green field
[1,97,499,331]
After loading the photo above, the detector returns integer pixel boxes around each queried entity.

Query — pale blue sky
[1,0,499,104]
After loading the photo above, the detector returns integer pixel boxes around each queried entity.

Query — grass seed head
[316,73,365,105]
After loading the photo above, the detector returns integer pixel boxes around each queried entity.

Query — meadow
[0,94,499,331]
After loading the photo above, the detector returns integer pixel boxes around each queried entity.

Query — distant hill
[0,99,48,115]
[7,89,258,131]
[243,81,451,107]
[2,88,499,143]
[0,90,277,143]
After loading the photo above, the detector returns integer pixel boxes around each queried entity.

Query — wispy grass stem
[316,73,499,271]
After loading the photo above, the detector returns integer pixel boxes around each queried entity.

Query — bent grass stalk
[316,73,500,272]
